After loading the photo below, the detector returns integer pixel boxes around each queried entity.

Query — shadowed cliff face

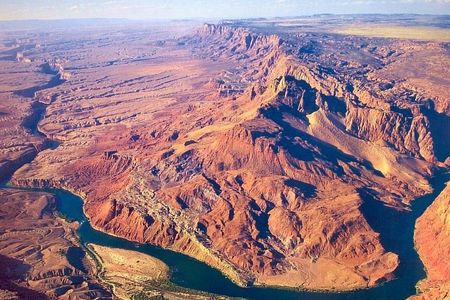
[0,189,112,299]
[6,22,449,291]
[411,181,450,299]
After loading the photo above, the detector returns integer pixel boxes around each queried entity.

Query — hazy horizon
[1,0,450,21]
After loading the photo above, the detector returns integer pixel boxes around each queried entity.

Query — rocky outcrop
[197,24,282,54]
[410,280,450,300]
[42,61,71,81]
[345,91,436,162]
[411,183,450,299]
[0,189,112,299]
[6,21,448,293]
[15,52,31,63]
[85,196,251,286]
[0,147,38,182]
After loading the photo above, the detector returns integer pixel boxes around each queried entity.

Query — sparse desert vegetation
[89,244,227,299]
[89,244,169,299]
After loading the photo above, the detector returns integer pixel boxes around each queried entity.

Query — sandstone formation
[1,17,448,293]
[0,59,47,183]
[411,183,450,299]
[0,189,112,299]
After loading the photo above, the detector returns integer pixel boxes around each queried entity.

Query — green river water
[3,172,447,300]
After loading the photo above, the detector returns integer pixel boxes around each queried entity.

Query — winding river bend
[2,63,448,300]
[1,176,446,300]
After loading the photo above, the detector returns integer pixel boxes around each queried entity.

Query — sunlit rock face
[411,183,450,299]
[0,189,112,299]
[1,17,448,292]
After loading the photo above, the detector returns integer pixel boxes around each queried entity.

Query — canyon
[0,15,449,299]
[0,189,112,299]
[412,183,450,299]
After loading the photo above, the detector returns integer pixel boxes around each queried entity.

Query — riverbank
[88,243,169,299]
[410,180,450,299]
[88,244,227,300]
[39,186,447,300]
[0,188,112,299]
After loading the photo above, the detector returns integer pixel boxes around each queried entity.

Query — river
[0,175,446,300]
[2,60,448,300]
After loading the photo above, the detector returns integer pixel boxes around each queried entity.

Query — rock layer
[0,189,112,299]
[3,20,449,292]
[411,183,450,299]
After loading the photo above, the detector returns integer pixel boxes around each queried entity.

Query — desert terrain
[89,244,225,300]
[0,188,221,300]
[411,182,450,300]
[0,14,449,299]
[89,244,169,299]
[0,189,112,299]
